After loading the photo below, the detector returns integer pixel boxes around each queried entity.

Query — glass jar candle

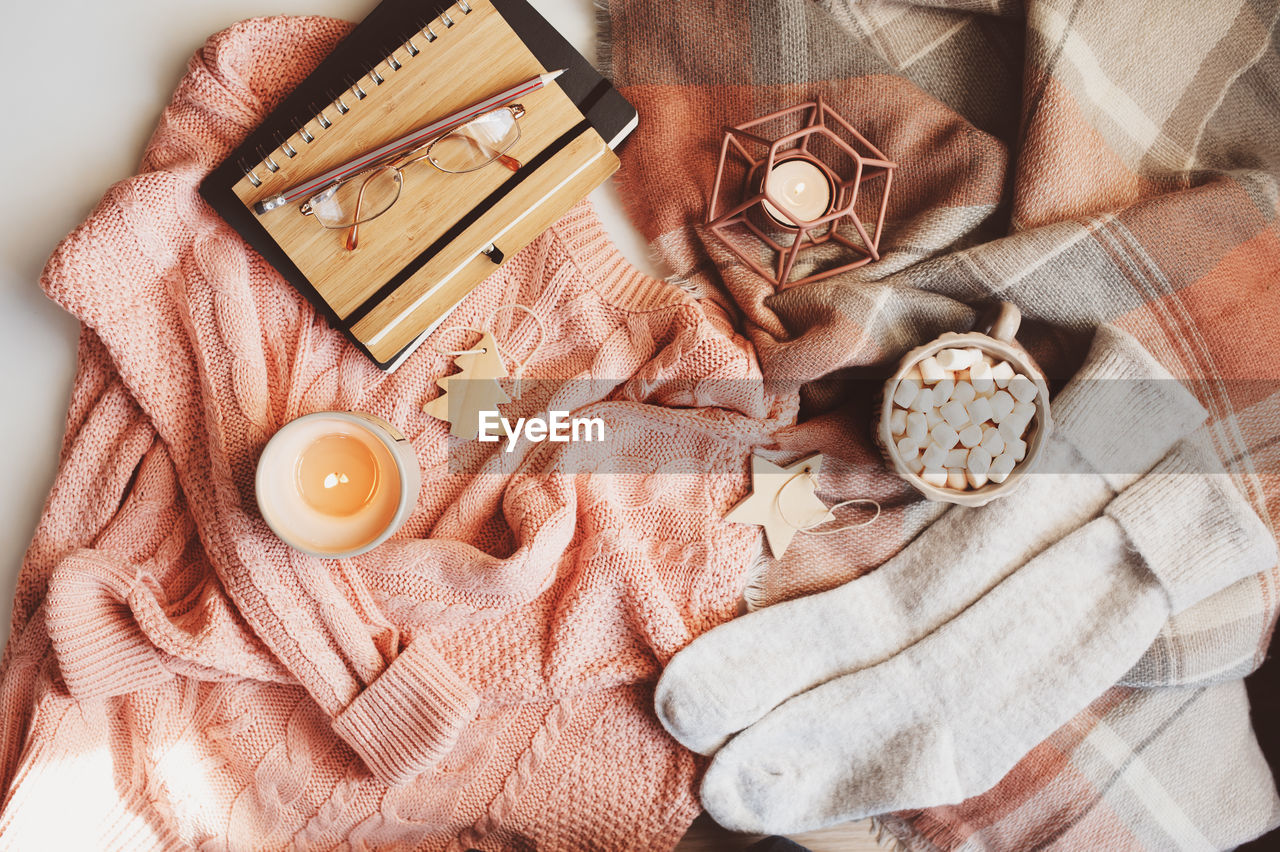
[255,412,421,557]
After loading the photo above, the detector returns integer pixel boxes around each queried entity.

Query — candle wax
[296,433,380,517]
[762,159,832,226]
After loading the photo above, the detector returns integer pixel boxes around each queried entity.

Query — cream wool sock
[656,325,1206,754]
[698,443,1278,833]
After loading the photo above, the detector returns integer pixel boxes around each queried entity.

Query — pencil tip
[547,68,566,80]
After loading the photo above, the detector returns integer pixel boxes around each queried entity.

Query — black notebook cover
[200,0,637,369]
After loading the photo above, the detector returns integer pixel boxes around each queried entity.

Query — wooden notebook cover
[227,0,618,367]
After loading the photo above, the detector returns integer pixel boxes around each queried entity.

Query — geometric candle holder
[705,96,896,287]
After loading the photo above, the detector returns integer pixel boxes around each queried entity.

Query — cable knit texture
[0,16,787,850]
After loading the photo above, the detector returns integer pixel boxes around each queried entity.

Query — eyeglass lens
[307,167,403,229]
[429,109,521,173]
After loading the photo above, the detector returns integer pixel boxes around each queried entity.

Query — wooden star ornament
[725,453,835,558]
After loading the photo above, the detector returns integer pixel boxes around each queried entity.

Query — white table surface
[0,0,662,643]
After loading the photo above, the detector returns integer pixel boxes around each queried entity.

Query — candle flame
[323,473,351,489]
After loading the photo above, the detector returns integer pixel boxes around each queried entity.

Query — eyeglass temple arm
[346,174,376,251]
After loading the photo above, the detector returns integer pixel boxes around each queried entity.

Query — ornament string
[775,467,880,535]
[485,304,545,400]
[435,305,546,399]
[436,326,489,357]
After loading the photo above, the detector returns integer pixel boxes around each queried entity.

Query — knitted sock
[656,325,1206,754]
[698,443,1277,833]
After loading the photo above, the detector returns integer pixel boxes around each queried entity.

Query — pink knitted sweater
[0,17,787,850]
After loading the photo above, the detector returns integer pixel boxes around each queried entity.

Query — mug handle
[984,302,1022,343]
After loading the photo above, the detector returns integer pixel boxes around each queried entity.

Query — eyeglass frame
[299,103,527,250]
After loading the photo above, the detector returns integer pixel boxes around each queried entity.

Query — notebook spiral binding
[243,0,474,188]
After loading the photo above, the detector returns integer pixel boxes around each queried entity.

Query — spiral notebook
[201,0,637,370]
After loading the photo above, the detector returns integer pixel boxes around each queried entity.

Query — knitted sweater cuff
[1106,445,1278,614]
[46,550,175,700]
[552,202,688,312]
[332,639,481,786]
[1052,326,1206,482]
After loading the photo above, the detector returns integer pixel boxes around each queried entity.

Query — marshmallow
[969,360,994,395]
[951,381,977,406]
[906,411,929,443]
[988,450,1018,484]
[892,378,920,409]
[921,469,948,488]
[921,443,948,470]
[946,448,970,468]
[991,360,1015,389]
[918,357,947,385]
[1009,437,1028,462]
[1007,402,1036,434]
[946,469,968,490]
[989,390,1015,423]
[967,446,993,475]
[926,408,944,429]
[940,400,970,430]
[1008,374,1038,404]
[932,377,955,407]
[980,426,1005,457]
[909,387,935,412]
[905,455,925,475]
[890,408,908,436]
[931,423,960,450]
[958,423,984,448]
[897,436,920,460]
[967,396,994,426]
[935,348,980,371]
[966,469,989,489]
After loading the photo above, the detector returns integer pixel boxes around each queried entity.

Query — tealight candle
[760,156,835,228]
[256,412,421,558]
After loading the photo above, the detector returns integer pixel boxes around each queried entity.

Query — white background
[0,0,660,641]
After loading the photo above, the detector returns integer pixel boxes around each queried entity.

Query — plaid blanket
[598,0,1280,848]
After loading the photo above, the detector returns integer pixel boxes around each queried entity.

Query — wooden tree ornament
[423,330,511,439]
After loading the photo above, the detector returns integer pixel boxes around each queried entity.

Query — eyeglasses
[300,104,526,250]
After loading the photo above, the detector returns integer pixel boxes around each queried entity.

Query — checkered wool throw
[598,0,1280,848]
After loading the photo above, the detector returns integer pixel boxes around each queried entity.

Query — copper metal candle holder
[705,97,896,287]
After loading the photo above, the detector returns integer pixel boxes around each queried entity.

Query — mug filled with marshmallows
[876,302,1052,506]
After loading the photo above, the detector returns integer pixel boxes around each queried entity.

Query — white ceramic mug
[255,411,421,558]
